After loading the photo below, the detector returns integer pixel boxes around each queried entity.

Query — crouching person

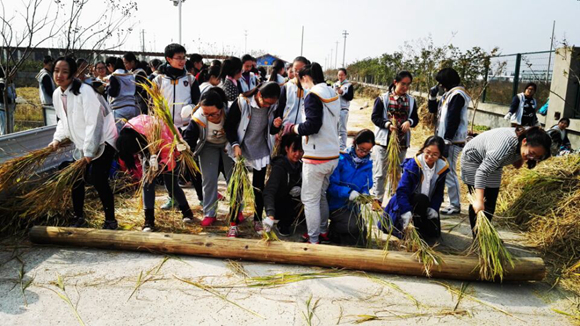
[327,129,375,247]
[381,136,449,239]
[116,115,194,232]
[262,133,304,236]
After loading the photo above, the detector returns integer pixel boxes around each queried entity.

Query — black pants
[275,196,304,232]
[467,185,499,231]
[329,207,367,247]
[230,167,267,224]
[410,193,441,238]
[71,144,115,221]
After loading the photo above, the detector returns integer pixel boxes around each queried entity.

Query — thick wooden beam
[29,226,546,282]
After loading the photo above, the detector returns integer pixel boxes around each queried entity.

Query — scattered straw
[403,224,443,277]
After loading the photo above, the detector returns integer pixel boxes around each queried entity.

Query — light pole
[342,30,349,68]
[171,0,185,44]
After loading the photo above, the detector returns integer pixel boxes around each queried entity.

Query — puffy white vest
[436,87,471,143]
[282,79,305,125]
[36,68,55,105]
[510,92,537,125]
[153,73,195,127]
[375,91,416,147]
[108,70,137,110]
[301,83,341,160]
[333,79,352,110]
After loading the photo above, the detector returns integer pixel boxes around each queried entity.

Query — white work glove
[176,141,190,152]
[289,186,301,198]
[349,190,360,201]
[384,121,391,129]
[262,217,277,233]
[427,208,439,219]
[400,211,413,230]
[504,112,512,121]
[149,154,159,172]
[181,104,194,120]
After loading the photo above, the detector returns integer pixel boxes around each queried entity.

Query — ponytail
[388,71,413,93]
[298,62,325,85]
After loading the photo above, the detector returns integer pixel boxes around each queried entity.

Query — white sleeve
[81,87,104,158]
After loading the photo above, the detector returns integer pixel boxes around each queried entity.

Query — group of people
[42,41,561,247]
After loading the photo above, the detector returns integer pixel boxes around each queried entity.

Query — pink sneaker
[227,225,238,238]
[200,216,216,227]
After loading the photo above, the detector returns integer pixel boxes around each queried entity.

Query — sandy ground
[0,98,576,325]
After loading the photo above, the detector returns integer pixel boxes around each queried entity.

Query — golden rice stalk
[18,159,88,221]
[261,228,280,242]
[353,194,390,248]
[467,195,515,281]
[227,156,255,222]
[0,139,71,193]
[386,119,401,196]
[403,224,443,277]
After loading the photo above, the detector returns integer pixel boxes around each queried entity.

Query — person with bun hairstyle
[461,127,551,234]
[370,71,419,204]
[219,56,243,104]
[224,82,283,237]
[182,87,234,227]
[285,62,341,244]
[327,129,375,247]
[381,136,449,239]
[49,56,119,229]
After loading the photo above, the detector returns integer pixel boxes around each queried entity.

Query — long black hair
[218,56,242,81]
[298,62,325,85]
[435,67,460,90]
[54,56,83,95]
[388,71,413,93]
[268,59,285,82]
[280,133,303,156]
[419,135,445,156]
[116,128,148,170]
[198,65,221,83]
[257,81,281,99]
[516,126,552,164]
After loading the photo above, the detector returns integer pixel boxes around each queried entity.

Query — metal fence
[482,50,555,107]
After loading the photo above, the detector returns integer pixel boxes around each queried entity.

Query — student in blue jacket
[381,136,450,239]
[327,129,375,247]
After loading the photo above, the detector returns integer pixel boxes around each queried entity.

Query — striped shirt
[461,128,522,189]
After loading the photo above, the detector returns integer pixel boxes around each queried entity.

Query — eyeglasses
[356,146,372,155]
[203,110,221,119]
[423,150,440,159]
[171,56,187,61]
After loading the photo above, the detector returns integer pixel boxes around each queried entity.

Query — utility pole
[546,20,556,83]
[342,30,349,67]
[141,29,145,52]
[170,0,185,44]
[335,41,339,68]
[244,30,248,53]
[300,26,304,56]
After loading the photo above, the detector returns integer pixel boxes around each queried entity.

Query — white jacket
[52,83,118,159]
[510,92,538,126]
[36,68,55,105]
[436,86,471,144]
[153,73,195,128]
[282,78,305,125]
[301,83,341,160]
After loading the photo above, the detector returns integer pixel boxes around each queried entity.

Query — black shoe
[276,224,291,237]
[70,216,87,228]
[142,221,154,232]
[143,209,155,232]
[103,220,118,230]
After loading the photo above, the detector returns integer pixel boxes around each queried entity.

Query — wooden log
[29,226,546,282]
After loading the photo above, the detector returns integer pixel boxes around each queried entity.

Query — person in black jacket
[262,133,304,236]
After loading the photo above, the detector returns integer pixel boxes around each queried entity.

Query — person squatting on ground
[262,133,305,236]
[224,82,283,237]
[49,56,119,230]
[461,127,552,235]
[116,115,194,232]
[371,71,419,204]
[334,68,354,151]
[428,67,471,216]
[183,87,234,227]
[381,136,449,239]
[284,62,341,244]
[327,129,375,247]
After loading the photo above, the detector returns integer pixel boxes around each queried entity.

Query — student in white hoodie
[285,63,341,244]
[49,56,119,230]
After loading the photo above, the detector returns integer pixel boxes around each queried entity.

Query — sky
[3,0,580,66]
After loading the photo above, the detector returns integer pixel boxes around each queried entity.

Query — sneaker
[161,198,176,210]
[237,212,245,224]
[200,216,217,227]
[142,221,154,232]
[217,192,226,201]
[227,225,238,238]
[442,206,461,215]
[182,216,194,224]
[320,232,331,243]
[70,216,87,228]
[179,181,194,188]
[253,220,264,235]
[276,224,291,237]
[301,232,310,242]
[102,220,118,230]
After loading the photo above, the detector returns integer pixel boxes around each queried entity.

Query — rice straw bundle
[138,80,200,177]
[353,194,391,248]
[0,139,71,193]
[227,156,255,222]
[467,194,514,281]
[386,118,401,196]
[262,229,280,242]
[18,159,88,221]
[403,224,443,277]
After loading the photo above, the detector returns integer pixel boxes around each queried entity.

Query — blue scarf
[348,146,370,168]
